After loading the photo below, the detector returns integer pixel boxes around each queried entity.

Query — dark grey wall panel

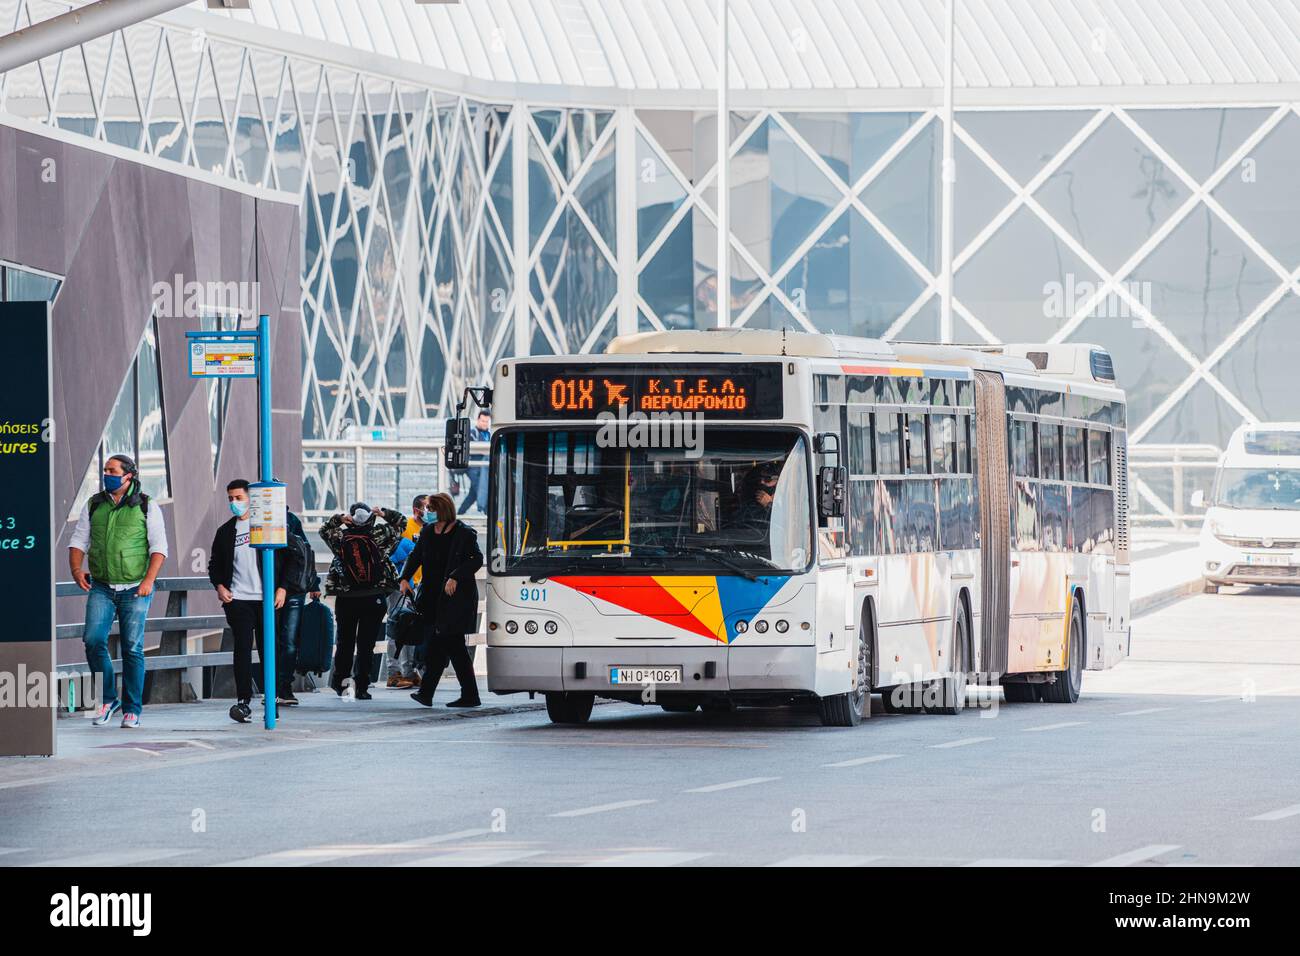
[0,123,300,634]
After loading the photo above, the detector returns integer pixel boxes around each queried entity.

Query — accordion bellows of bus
[477,329,1130,726]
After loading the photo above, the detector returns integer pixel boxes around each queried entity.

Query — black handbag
[390,591,425,649]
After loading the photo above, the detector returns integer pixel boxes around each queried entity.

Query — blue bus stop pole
[259,313,276,731]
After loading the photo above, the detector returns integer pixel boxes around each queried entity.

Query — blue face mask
[103,473,127,492]
[230,499,249,518]
[421,511,437,524]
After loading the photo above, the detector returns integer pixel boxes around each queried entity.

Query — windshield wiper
[524,555,667,582]
[637,544,766,582]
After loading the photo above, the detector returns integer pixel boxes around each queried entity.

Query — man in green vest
[68,453,169,728]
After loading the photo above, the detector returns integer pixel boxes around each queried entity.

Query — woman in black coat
[400,492,484,707]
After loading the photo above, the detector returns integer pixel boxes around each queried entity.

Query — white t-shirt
[230,518,263,601]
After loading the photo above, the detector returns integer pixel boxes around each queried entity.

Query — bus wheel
[1002,682,1040,703]
[925,610,969,715]
[1040,601,1084,704]
[818,626,871,727]
[660,701,699,713]
[545,692,595,724]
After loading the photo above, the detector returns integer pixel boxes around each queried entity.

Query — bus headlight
[544,620,558,635]
[524,620,538,634]
[735,620,748,633]
[775,619,789,633]
[754,620,769,633]
[505,620,518,634]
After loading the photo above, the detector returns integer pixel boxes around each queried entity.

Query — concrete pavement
[1,582,1297,867]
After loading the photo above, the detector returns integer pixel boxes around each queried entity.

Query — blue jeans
[84,581,152,716]
[277,594,305,695]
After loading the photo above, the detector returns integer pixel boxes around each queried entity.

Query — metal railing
[1127,443,1221,530]
[55,576,229,704]
[300,437,490,535]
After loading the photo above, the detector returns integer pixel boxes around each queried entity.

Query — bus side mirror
[445,417,471,471]
[1189,488,1206,509]
[818,465,846,519]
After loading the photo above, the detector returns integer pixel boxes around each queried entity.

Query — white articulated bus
[474,329,1130,726]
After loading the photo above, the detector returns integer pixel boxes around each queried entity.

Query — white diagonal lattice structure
[3,0,1300,519]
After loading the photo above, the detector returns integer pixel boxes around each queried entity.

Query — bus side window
[1039,422,1063,481]
[1088,429,1111,485]
[905,413,928,474]
[1064,425,1087,482]
[876,412,903,475]
[1010,418,1037,477]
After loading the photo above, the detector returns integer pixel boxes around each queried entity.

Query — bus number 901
[520,587,547,602]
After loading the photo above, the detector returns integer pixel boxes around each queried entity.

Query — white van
[1192,422,1300,592]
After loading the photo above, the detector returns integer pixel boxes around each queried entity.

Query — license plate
[610,666,682,685]
[1244,553,1291,566]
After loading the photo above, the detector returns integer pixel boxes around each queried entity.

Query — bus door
[974,371,1010,679]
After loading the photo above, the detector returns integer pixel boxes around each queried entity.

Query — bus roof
[605,330,1117,388]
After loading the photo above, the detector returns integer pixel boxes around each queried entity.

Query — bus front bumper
[486,644,817,695]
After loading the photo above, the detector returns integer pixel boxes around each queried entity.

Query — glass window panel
[1211,112,1300,271]
[1036,115,1189,272]
[1207,294,1300,433]
[1039,421,1062,481]
[636,130,687,258]
[1038,483,1068,552]
[860,117,939,272]
[1128,107,1273,185]
[1128,206,1276,359]
[954,136,1014,252]
[956,206,1099,343]
[849,112,923,184]
[1013,477,1039,551]
[4,266,60,302]
[958,109,1094,187]
[639,214,697,330]
[956,415,971,474]
[849,479,876,556]
[906,479,937,553]
[1064,425,1087,482]
[878,479,904,555]
[574,138,616,254]
[930,413,956,474]
[905,413,928,474]
[135,319,169,499]
[1010,418,1037,477]
[847,408,874,476]
[103,362,137,463]
[1088,430,1111,486]
[939,476,975,551]
[876,412,903,475]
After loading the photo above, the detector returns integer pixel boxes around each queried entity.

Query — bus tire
[818,623,871,727]
[545,691,595,724]
[660,701,699,713]
[925,607,969,715]
[1040,600,1084,704]
[1002,681,1039,703]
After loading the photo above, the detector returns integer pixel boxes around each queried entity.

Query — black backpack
[284,530,316,594]
[339,527,384,588]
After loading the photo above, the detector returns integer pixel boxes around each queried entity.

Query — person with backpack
[67,453,169,729]
[208,479,303,723]
[319,502,406,699]
[402,492,483,708]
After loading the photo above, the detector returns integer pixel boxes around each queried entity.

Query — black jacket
[401,521,483,635]
[208,511,312,594]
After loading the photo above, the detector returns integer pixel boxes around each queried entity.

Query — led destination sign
[515,363,784,420]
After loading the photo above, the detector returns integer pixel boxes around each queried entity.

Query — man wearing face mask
[319,501,407,699]
[68,453,169,728]
[208,479,301,723]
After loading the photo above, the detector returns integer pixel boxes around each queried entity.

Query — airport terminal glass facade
[2,1,1299,521]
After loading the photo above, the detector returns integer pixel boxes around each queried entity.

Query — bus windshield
[491,427,812,575]
[1214,467,1300,510]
